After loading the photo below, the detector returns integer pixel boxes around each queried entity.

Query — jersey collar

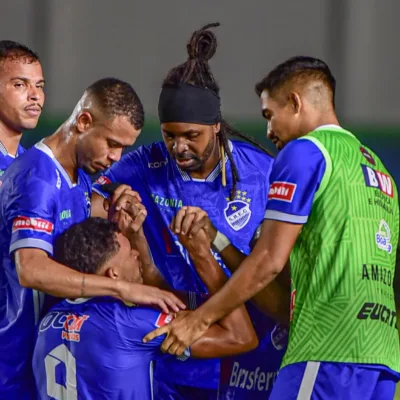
[314,124,356,139]
[65,297,92,304]
[0,140,19,158]
[176,140,234,182]
[35,140,80,188]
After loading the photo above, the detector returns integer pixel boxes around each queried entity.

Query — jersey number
[45,344,77,400]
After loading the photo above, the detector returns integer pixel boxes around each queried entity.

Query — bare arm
[15,248,184,313]
[144,229,258,357]
[171,207,290,324]
[189,245,258,358]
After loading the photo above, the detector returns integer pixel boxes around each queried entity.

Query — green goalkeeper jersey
[265,125,399,371]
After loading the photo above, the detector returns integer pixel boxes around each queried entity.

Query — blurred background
[0,0,399,181]
[1,0,399,397]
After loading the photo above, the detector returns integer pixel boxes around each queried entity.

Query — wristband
[212,231,231,253]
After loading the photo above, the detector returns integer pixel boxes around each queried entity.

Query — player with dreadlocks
[92,23,289,399]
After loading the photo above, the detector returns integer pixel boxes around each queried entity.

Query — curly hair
[86,78,145,130]
[54,217,120,274]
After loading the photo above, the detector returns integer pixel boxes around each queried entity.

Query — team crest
[224,190,252,231]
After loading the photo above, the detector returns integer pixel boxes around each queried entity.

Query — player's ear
[289,92,302,115]
[213,123,221,135]
[105,266,118,280]
[76,111,93,134]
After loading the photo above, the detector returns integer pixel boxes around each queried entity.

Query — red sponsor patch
[12,216,54,234]
[360,147,376,166]
[62,314,89,342]
[155,313,174,328]
[95,175,111,185]
[268,182,296,202]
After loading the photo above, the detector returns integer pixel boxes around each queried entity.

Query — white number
[45,344,77,400]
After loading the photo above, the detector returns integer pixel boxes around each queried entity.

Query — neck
[43,123,78,182]
[301,110,340,136]
[189,138,221,180]
[0,120,22,156]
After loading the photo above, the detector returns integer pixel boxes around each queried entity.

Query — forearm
[189,248,228,295]
[16,251,120,298]
[189,247,256,342]
[195,247,280,326]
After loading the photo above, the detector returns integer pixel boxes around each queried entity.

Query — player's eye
[187,133,200,140]
[107,140,120,148]
[36,84,45,90]
[163,132,174,140]
[14,83,25,88]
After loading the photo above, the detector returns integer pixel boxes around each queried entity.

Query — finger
[114,193,138,212]
[129,210,148,232]
[169,216,176,231]
[176,344,188,357]
[162,291,186,312]
[181,213,196,235]
[187,212,208,237]
[110,184,131,207]
[173,207,187,234]
[160,333,177,353]
[103,197,111,212]
[168,340,183,356]
[143,326,169,343]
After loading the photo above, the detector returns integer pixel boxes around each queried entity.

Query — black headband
[158,83,221,125]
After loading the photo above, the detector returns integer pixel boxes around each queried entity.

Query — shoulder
[122,142,168,166]
[5,146,60,188]
[274,138,325,168]
[231,140,274,169]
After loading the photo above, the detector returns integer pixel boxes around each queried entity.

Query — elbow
[15,252,38,289]
[229,330,259,355]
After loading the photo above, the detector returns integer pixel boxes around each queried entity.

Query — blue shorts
[153,379,218,400]
[270,362,399,400]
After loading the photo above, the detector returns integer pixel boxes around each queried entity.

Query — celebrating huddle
[0,22,399,400]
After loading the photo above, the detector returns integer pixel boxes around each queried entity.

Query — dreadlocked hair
[162,22,272,200]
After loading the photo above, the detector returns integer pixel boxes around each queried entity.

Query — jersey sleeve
[7,175,57,255]
[92,152,142,198]
[122,307,190,361]
[264,138,327,224]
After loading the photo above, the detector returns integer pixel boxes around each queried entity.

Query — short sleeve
[92,152,142,198]
[123,307,190,361]
[264,138,328,224]
[7,175,57,255]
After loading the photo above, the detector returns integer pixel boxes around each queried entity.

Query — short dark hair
[86,78,145,130]
[255,56,336,105]
[54,217,120,274]
[162,23,272,199]
[0,40,39,63]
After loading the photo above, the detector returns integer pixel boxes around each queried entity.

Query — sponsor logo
[12,216,53,235]
[226,361,278,392]
[148,159,168,169]
[271,324,288,350]
[155,313,174,328]
[362,264,394,288]
[375,220,392,254]
[39,311,89,342]
[151,193,183,209]
[224,190,252,231]
[361,165,393,198]
[268,182,296,202]
[59,209,72,221]
[360,147,376,165]
[56,169,61,189]
[95,175,111,186]
[357,302,397,329]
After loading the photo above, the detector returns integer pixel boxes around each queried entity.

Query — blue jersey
[93,140,286,394]
[0,141,92,399]
[33,297,188,400]
[0,140,25,177]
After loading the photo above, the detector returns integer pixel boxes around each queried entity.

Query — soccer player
[33,217,258,400]
[147,56,400,399]
[0,78,184,399]
[0,40,44,175]
[92,23,289,399]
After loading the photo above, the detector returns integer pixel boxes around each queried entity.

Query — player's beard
[174,136,216,172]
